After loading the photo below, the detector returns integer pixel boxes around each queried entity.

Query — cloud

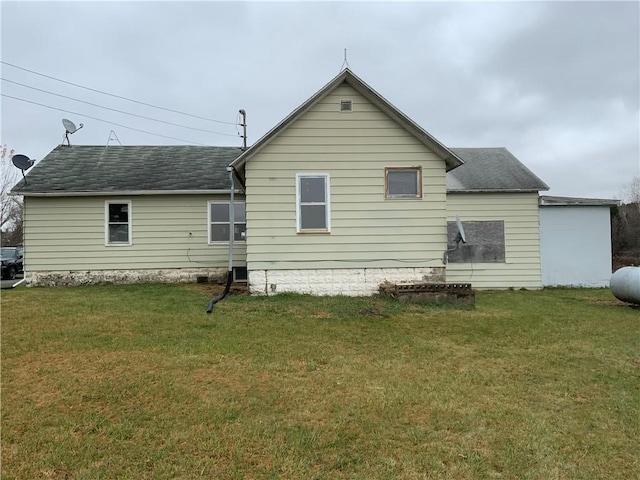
[1,1,638,198]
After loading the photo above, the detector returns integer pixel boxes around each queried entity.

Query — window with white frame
[209,201,246,243]
[105,201,132,245]
[385,167,422,199]
[296,174,330,232]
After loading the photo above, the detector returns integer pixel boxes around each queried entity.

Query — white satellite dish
[62,118,84,145]
[62,118,78,133]
[455,216,467,245]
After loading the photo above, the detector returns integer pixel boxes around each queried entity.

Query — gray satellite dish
[455,216,467,245]
[62,118,84,145]
[11,154,35,185]
[12,154,35,171]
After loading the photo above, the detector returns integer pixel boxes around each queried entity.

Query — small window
[296,174,330,232]
[105,201,132,245]
[209,201,246,243]
[340,100,353,112]
[233,267,248,283]
[385,167,422,199]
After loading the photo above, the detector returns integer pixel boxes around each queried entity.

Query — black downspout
[206,166,235,314]
[206,270,233,313]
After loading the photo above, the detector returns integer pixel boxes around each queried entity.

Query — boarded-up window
[447,220,505,263]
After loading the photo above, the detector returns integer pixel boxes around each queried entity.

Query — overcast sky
[1,1,638,199]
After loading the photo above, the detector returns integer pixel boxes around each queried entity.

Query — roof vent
[340,100,353,112]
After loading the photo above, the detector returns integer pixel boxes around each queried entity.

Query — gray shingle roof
[447,147,549,192]
[14,145,550,196]
[12,145,243,195]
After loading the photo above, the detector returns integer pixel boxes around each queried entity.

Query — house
[14,69,573,293]
[539,196,619,287]
[13,146,246,286]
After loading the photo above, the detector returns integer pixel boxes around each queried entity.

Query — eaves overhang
[447,188,548,194]
[539,195,620,207]
[15,189,241,197]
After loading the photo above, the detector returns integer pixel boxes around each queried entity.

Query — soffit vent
[340,100,353,112]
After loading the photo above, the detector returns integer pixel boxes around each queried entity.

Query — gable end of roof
[230,69,464,176]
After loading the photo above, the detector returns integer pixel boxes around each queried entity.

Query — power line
[1,60,238,126]
[1,93,208,145]
[1,77,239,137]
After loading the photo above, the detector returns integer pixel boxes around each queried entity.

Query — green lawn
[1,285,638,479]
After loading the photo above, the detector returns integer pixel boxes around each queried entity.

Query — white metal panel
[539,206,613,287]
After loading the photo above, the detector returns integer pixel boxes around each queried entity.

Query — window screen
[297,174,330,232]
[106,202,131,245]
[210,202,246,242]
[385,168,422,198]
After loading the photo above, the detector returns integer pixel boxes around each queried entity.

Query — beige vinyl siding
[245,83,448,270]
[23,195,246,271]
[446,192,542,289]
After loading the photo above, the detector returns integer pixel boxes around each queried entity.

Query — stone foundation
[27,268,228,287]
[248,267,446,296]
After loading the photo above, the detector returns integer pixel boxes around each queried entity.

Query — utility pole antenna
[239,109,247,151]
[340,48,350,71]
[105,130,122,149]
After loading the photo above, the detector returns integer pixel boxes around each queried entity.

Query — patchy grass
[1,285,638,479]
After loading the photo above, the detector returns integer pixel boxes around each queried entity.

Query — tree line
[612,177,640,271]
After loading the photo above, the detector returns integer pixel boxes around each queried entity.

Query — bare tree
[621,176,640,211]
[612,176,640,269]
[1,144,24,246]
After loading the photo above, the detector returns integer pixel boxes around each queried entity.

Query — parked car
[1,246,24,280]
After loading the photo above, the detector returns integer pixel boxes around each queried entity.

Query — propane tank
[610,266,640,305]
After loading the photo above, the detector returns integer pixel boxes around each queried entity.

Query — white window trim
[296,173,331,233]
[208,200,246,244]
[105,200,132,246]
[384,167,423,199]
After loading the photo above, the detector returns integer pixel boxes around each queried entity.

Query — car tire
[7,266,16,280]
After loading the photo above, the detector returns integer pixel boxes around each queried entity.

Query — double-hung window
[209,201,246,243]
[296,174,330,233]
[385,167,422,199]
[105,201,132,245]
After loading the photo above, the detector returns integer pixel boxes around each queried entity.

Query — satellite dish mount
[454,215,467,247]
[62,118,84,146]
[11,154,35,185]
[443,215,468,264]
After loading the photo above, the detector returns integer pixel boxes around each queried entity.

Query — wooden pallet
[379,282,475,305]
